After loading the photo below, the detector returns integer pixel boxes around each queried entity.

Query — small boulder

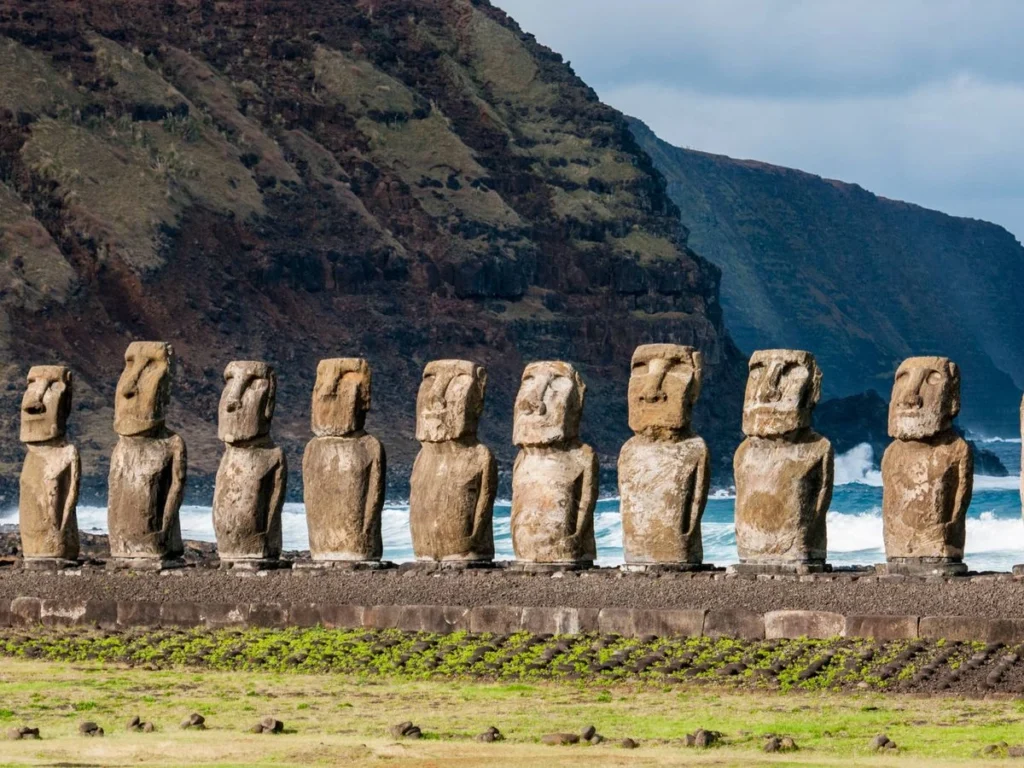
[6,727,22,741]
[589,734,604,745]
[682,733,696,747]
[127,716,141,731]
[870,734,891,750]
[541,732,580,746]
[780,736,798,752]
[142,722,155,733]
[693,729,719,748]
[78,721,103,737]
[580,725,596,740]
[763,736,781,753]
[389,721,421,739]
[17,726,39,739]
[249,723,264,734]
[257,717,283,734]
[181,713,206,730]
[620,738,639,749]
[1009,746,1024,758]
[476,726,503,743]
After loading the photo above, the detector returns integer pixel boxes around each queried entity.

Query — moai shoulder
[409,359,496,564]
[619,344,710,570]
[19,365,80,566]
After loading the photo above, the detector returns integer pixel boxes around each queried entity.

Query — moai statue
[409,360,497,566]
[213,361,287,569]
[619,345,710,571]
[882,356,972,576]
[19,365,80,568]
[107,342,187,569]
[510,361,597,570]
[732,350,834,575]
[302,358,386,567]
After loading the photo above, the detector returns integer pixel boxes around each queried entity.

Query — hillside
[0,0,746,499]
[630,118,1024,437]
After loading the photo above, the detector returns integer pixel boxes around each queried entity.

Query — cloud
[495,0,1024,240]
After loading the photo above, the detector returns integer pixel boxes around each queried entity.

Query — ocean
[2,440,1021,571]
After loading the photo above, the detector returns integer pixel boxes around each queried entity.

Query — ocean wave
[834,443,882,487]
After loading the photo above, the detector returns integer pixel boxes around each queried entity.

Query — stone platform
[0,563,1024,643]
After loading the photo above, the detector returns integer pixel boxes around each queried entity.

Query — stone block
[202,603,251,628]
[320,604,365,629]
[0,599,11,628]
[118,601,163,627]
[160,602,203,627]
[10,597,41,626]
[844,614,919,640]
[520,606,599,635]
[703,609,764,640]
[288,603,323,627]
[919,616,1024,644]
[248,603,288,628]
[40,599,116,628]
[467,606,523,634]
[764,610,845,639]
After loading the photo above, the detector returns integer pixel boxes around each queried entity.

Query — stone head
[628,344,703,434]
[20,365,73,443]
[218,361,277,444]
[513,361,586,447]
[415,360,487,442]
[114,341,174,436]
[888,356,960,440]
[312,358,371,437]
[742,349,822,437]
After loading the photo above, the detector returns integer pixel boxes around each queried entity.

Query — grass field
[2,629,1024,766]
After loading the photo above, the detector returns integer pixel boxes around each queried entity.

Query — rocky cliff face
[631,118,1024,438]
[0,0,745,499]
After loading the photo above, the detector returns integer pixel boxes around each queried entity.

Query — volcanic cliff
[631,118,1024,438]
[0,0,745,499]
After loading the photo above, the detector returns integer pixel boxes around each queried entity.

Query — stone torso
[882,435,972,559]
[619,435,709,565]
[19,443,79,560]
[409,441,496,561]
[733,432,833,563]
[302,435,383,561]
[511,444,597,564]
[213,444,287,560]
[108,433,185,558]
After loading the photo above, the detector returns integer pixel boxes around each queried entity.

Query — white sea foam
[834,443,883,486]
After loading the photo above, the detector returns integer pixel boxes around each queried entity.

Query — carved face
[20,365,72,443]
[415,360,487,442]
[312,358,371,437]
[218,361,277,444]
[513,361,586,447]
[628,344,703,434]
[889,356,960,440]
[742,349,822,437]
[114,341,173,436]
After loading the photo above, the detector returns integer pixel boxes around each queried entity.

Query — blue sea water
[2,440,1021,571]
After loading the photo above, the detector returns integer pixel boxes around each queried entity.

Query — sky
[495,0,1024,241]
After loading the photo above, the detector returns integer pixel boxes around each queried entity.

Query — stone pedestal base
[22,557,80,571]
[219,559,291,572]
[620,563,717,574]
[877,559,968,577]
[399,560,499,573]
[727,561,830,576]
[106,557,186,572]
[294,560,394,572]
[507,561,593,573]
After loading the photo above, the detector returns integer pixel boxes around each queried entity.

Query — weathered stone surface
[520,606,599,635]
[363,604,467,634]
[107,342,186,563]
[19,365,80,562]
[734,350,833,568]
[765,610,845,639]
[213,362,286,565]
[39,599,116,628]
[288,603,323,627]
[844,614,920,640]
[882,357,972,563]
[619,345,709,566]
[468,605,523,634]
[303,358,384,563]
[701,610,766,640]
[919,616,1024,644]
[598,607,705,638]
[249,603,288,628]
[319,604,365,629]
[409,360,496,562]
[511,362,597,566]
[116,601,163,627]
[9,596,42,626]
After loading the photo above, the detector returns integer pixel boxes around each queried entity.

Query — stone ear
[809,362,823,407]
[947,361,961,417]
[573,369,586,409]
[264,370,278,421]
[690,350,704,402]
[475,366,488,399]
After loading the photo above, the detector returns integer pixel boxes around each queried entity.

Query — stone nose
[757,366,784,402]
[640,367,668,403]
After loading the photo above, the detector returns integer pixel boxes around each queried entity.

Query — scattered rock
[142,722,155,733]
[476,726,503,743]
[253,717,283,734]
[693,728,720,748]
[870,734,895,751]
[682,733,696,747]
[1009,745,1024,757]
[78,721,103,737]
[389,721,421,739]
[763,736,781,753]
[580,725,596,740]
[181,713,206,730]
[780,736,798,751]
[620,737,639,749]
[541,732,580,746]
[5,727,22,740]
[127,716,141,730]
[249,723,265,734]
[589,734,604,745]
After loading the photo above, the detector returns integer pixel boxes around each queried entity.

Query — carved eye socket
[896,370,908,381]
[926,371,943,385]
[631,362,648,374]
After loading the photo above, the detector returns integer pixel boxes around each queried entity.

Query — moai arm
[816,442,835,521]
[949,441,974,530]
[575,448,599,539]
[162,437,187,535]
[686,443,711,538]
[363,440,386,537]
[61,447,81,533]
[266,453,288,535]
[472,450,498,543]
